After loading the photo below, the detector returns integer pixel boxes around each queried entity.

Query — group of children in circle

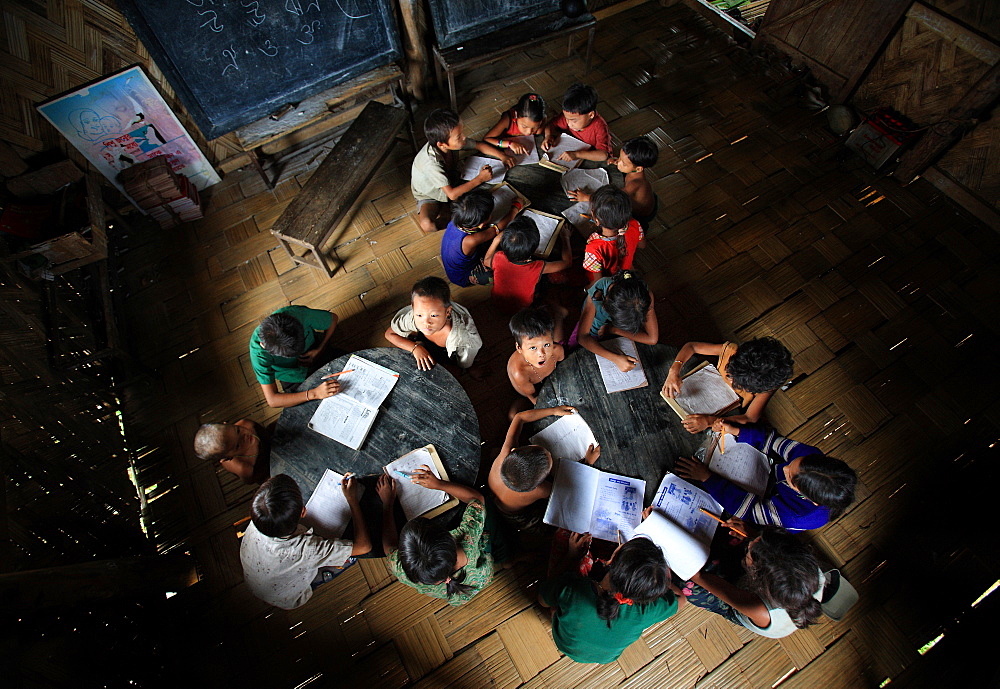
[193,81,861,665]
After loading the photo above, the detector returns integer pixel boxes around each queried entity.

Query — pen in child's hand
[394,470,413,479]
[323,368,354,379]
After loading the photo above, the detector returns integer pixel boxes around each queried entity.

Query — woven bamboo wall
[0,0,242,175]
[854,6,999,211]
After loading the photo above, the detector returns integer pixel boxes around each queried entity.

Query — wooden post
[893,62,1000,184]
[398,0,430,101]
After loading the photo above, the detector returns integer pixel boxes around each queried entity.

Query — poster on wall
[36,65,220,207]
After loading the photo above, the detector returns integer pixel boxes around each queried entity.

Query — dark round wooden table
[270,348,481,537]
[530,343,703,506]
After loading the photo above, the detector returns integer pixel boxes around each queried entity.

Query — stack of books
[119,156,202,228]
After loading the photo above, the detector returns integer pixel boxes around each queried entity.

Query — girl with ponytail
[485,93,547,155]
[582,185,645,286]
[684,522,825,637]
[381,468,511,606]
[574,270,658,372]
[539,529,684,664]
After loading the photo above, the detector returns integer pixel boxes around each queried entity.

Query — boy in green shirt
[249,305,340,408]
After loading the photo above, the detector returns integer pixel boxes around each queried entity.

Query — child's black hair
[622,136,658,169]
[745,527,823,629]
[452,189,495,230]
[251,474,303,537]
[595,538,671,628]
[510,307,555,346]
[590,185,633,260]
[604,271,651,334]
[726,337,794,393]
[411,276,452,307]
[424,109,460,152]
[514,92,546,122]
[500,446,552,492]
[397,518,474,598]
[561,83,598,115]
[259,312,306,358]
[794,455,857,519]
[498,215,539,264]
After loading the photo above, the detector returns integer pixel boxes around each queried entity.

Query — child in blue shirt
[440,189,522,287]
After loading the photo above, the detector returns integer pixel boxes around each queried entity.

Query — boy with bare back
[507,307,566,413]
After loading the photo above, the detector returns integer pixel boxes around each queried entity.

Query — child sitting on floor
[380,469,511,606]
[411,109,514,234]
[576,270,659,373]
[441,189,522,287]
[542,83,612,163]
[488,405,599,529]
[194,419,271,484]
[570,137,659,232]
[661,337,794,432]
[539,532,684,664]
[507,307,566,407]
[251,306,341,408]
[583,185,645,284]
[484,92,547,154]
[485,215,572,315]
[674,421,857,532]
[384,276,482,371]
[239,474,370,610]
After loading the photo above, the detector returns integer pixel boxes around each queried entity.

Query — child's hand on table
[476,165,494,183]
[557,150,579,162]
[641,505,654,521]
[614,353,639,373]
[543,405,576,417]
[376,473,397,505]
[584,443,600,465]
[712,419,740,437]
[681,414,714,433]
[311,379,341,399]
[341,474,361,502]
[411,343,435,371]
[410,465,443,490]
[506,140,528,155]
[673,456,711,483]
[567,187,591,203]
[661,370,683,398]
[542,135,557,151]
[722,516,750,541]
[498,152,516,169]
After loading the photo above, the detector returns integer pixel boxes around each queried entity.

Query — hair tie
[621,271,632,279]
[529,94,539,101]
[613,592,634,606]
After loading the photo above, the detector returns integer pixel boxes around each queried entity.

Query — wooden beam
[907,2,1000,66]
[765,0,841,32]
[893,61,1000,184]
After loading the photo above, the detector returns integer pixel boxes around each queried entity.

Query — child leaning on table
[484,92,547,153]
[239,474,371,610]
[411,109,514,234]
[575,270,658,373]
[507,307,566,407]
[582,185,646,285]
[488,405,600,529]
[485,214,572,315]
[542,83,612,163]
[378,470,513,606]
[384,276,482,371]
[660,337,794,433]
[441,189,522,287]
[251,306,341,408]
[572,136,660,233]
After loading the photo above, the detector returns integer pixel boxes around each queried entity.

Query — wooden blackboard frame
[116,0,403,139]
[426,0,561,48]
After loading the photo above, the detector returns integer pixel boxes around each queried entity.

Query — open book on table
[505,135,540,166]
[489,182,530,225]
[633,472,722,580]
[560,167,609,198]
[528,411,598,464]
[543,460,646,542]
[539,134,590,172]
[385,445,458,521]
[308,355,399,450]
[661,362,741,420]
[523,208,564,259]
[596,337,648,393]
[704,432,772,497]
[460,155,507,184]
[301,469,366,539]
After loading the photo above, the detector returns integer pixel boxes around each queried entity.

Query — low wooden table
[530,343,703,506]
[270,348,481,534]
[433,12,596,112]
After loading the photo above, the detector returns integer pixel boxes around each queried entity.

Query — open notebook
[523,208,564,258]
[560,167,608,198]
[506,135,540,166]
[308,355,399,450]
[460,155,506,184]
[539,134,590,172]
[301,469,365,539]
[489,182,530,225]
[704,433,772,496]
[544,460,646,542]
[596,337,648,393]
[385,445,458,521]
[528,411,598,464]
[634,473,722,580]
[661,362,741,419]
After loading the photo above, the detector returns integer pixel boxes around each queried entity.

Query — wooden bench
[432,12,597,113]
[269,100,410,277]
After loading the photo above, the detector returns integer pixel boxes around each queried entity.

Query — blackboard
[116,0,402,139]
[427,0,561,48]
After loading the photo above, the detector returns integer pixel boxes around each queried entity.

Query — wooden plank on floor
[394,615,454,683]
[496,608,562,683]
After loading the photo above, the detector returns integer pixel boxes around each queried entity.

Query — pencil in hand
[322,368,354,379]
[698,507,747,538]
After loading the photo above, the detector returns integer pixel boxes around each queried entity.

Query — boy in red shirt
[542,83,611,163]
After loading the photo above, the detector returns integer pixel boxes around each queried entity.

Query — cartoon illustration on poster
[37,66,220,208]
